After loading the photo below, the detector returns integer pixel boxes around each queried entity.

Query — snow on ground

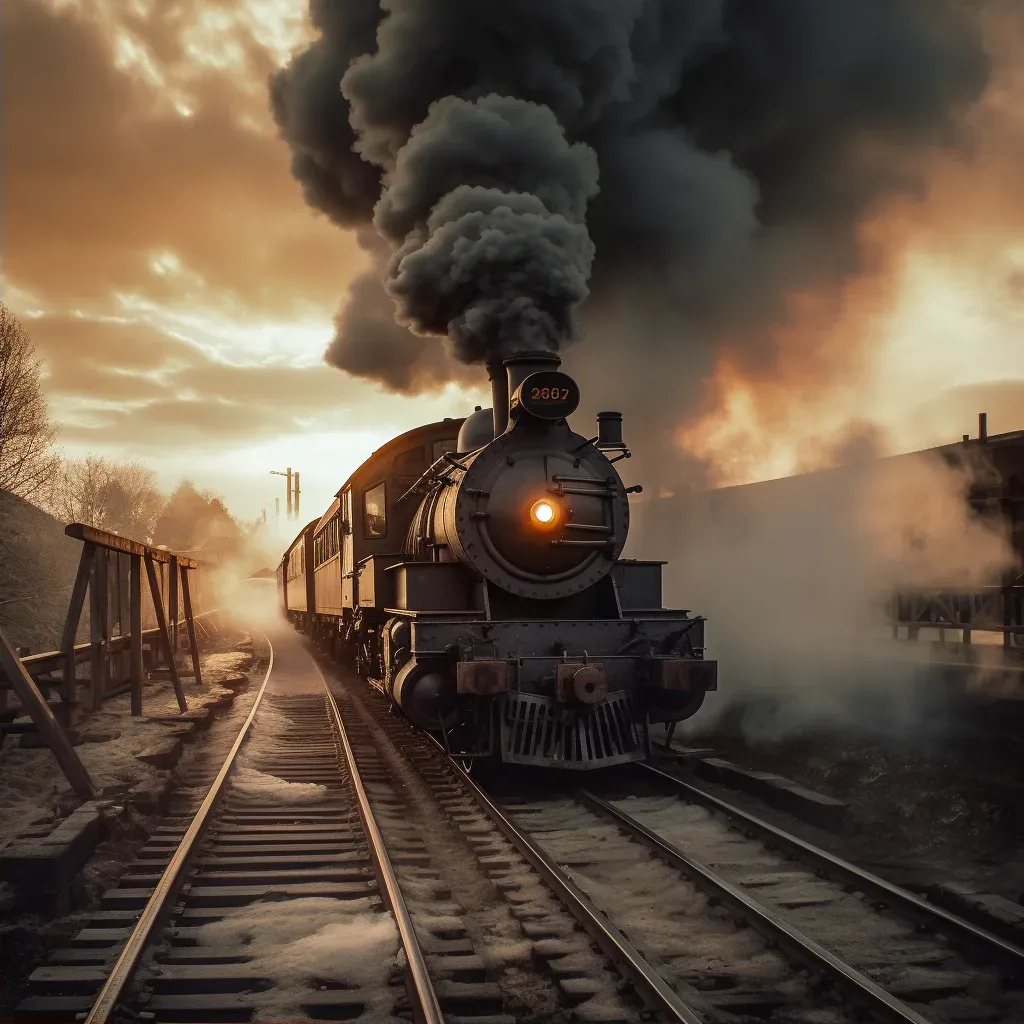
[202,651,254,682]
[0,638,258,849]
[231,767,327,805]
[196,896,399,1023]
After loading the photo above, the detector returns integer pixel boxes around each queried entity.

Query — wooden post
[144,553,187,713]
[89,548,109,712]
[61,543,94,708]
[130,554,143,716]
[180,565,204,689]
[0,625,96,798]
[118,554,130,685]
[169,555,180,660]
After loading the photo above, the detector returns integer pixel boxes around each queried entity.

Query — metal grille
[500,690,643,769]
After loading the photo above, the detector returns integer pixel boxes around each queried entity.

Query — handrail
[65,523,201,569]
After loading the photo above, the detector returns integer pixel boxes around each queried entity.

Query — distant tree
[47,455,164,541]
[0,303,59,499]
[152,481,240,552]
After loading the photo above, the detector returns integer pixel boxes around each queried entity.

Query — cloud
[24,311,484,452]
[3,0,358,316]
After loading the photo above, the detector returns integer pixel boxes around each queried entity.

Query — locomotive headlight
[529,499,558,528]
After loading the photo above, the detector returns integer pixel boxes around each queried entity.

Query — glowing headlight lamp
[529,499,559,528]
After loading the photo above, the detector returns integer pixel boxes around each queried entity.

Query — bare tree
[47,455,165,541]
[0,303,59,499]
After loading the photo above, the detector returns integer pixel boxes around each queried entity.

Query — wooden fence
[890,585,1024,650]
[0,524,216,795]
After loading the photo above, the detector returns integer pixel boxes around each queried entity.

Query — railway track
[16,633,694,1023]
[17,628,1024,1024]
[494,763,1024,1024]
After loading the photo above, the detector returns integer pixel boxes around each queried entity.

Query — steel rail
[83,633,276,1024]
[317,666,445,1024]
[426,739,703,1024]
[638,762,1024,972]
[579,789,934,1024]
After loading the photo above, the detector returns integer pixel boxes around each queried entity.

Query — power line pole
[270,468,297,519]
[275,497,280,522]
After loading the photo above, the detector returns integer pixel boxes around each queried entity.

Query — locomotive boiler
[280,351,717,769]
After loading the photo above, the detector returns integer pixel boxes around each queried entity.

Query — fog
[629,446,1016,741]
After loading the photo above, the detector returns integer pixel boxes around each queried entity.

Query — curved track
[21,631,701,1023]
[21,626,1024,1024]
[25,633,447,1024]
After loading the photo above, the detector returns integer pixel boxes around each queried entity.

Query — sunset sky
[3,0,1023,531]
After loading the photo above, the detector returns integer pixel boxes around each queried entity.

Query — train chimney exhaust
[979,412,988,442]
[503,351,562,412]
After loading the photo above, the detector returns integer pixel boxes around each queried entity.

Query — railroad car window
[364,482,387,539]
[432,439,457,462]
[393,446,426,481]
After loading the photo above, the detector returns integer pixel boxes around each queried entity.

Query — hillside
[0,491,87,655]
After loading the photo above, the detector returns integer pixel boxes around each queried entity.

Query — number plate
[512,370,581,420]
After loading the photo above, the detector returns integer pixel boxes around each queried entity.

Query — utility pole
[275,497,280,522]
[270,468,296,519]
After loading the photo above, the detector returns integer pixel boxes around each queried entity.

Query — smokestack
[504,351,562,410]
[488,362,509,437]
[979,412,988,442]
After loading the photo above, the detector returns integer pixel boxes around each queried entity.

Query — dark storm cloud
[268,0,384,227]
[323,229,480,392]
[377,96,599,362]
[272,0,992,406]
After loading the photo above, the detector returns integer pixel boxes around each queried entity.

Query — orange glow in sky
[4,0,1022,523]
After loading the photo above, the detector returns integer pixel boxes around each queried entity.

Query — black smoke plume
[271,0,992,412]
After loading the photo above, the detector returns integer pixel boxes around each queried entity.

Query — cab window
[432,439,457,462]
[363,482,387,539]
[393,446,426,482]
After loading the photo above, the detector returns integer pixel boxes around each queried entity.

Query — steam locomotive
[278,351,717,769]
